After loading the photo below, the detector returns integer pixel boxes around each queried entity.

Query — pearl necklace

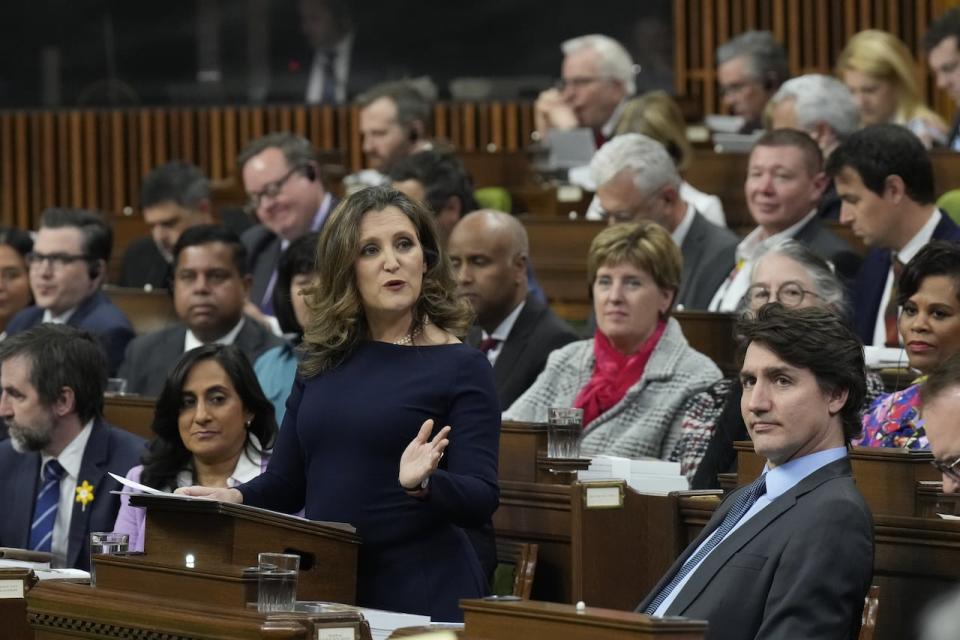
[394,319,428,346]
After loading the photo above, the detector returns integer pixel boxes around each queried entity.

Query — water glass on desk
[257,552,299,613]
[89,531,128,586]
[547,407,584,458]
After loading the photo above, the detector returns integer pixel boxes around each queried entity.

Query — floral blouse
[854,383,928,450]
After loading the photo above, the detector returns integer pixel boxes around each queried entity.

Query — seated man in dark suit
[7,208,134,376]
[827,123,960,346]
[119,161,214,290]
[239,132,336,315]
[707,129,862,311]
[920,353,960,494]
[0,324,144,569]
[637,304,874,639]
[119,225,284,397]
[590,133,739,310]
[448,210,578,410]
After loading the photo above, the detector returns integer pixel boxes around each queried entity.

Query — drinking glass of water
[257,552,299,613]
[89,531,129,587]
[547,407,584,459]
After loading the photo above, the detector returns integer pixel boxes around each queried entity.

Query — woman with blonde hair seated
[837,29,948,147]
[504,221,721,459]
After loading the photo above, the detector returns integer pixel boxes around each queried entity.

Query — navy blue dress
[239,341,500,621]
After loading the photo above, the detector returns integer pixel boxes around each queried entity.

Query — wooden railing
[673,0,960,120]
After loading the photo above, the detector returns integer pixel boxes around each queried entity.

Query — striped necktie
[645,475,767,615]
[29,459,65,553]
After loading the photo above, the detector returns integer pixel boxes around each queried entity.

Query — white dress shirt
[481,301,526,366]
[41,420,94,568]
[41,307,77,324]
[184,317,245,353]
[305,33,353,104]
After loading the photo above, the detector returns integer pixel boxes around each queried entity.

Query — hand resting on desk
[175,486,244,503]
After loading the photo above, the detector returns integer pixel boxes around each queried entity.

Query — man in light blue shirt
[637,304,874,640]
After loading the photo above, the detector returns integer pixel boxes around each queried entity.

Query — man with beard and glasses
[0,325,144,569]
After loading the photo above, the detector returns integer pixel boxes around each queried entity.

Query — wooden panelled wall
[674,0,960,119]
[0,102,536,229]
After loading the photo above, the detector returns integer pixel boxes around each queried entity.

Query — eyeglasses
[555,76,610,92]
[26,252,90,269]
[931,456,960,484]
[745,282,822,308]
[246,165,303,212]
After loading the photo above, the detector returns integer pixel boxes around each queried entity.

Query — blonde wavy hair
[298,186,473,377]
[836,30,944,128]
[614,90,693,171]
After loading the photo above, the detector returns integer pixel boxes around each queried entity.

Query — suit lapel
[65,292,103,328]
[492,299,541,387]
[66,421,109,569]
[9,454,41,548]
[677,213,706,303]
[252,238,282,304]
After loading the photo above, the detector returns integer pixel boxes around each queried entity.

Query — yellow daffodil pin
[75,481,95,511]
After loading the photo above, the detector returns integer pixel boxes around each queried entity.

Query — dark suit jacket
[637,458,874,640]
[792,215,862,284]
[0,420,145,570]
[852,213,960,344]
[118,236,170,289]
[467,295,579,410]
[119,318,285,397]
[6,292,135,377]
[242,196,338,308]
[676,211,739,310]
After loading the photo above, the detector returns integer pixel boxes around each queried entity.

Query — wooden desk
[103,394,155,440]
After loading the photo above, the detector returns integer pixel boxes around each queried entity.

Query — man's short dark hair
[897,240,960,306]
[140,161,210,210]
[737,303,867,442]
[39,208,112,263]
[0,324,106,423]
[924,7,960,51]
[921,352,960,406]
[388,150,477,216]
[172,225,248,276]
[825,124,935,204]
[273,232,318,337]
[236,132,318,174]
[752,129,823,176]
[0,225,33,258]
[357,81,432,135]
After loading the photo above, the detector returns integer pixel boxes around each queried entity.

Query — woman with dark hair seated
[856,241,960,449]
[113,343,277,551]
[254,232,318,421]
[0,225,33,335]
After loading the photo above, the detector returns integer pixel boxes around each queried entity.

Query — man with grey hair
[535,34,638,147]
[717,31,789,133]
[768,74,859,220]
[448,210,577,409]
[591,133,738,309]
[768,75,858,159]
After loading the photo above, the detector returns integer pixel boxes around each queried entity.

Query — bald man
[448,210,578,409]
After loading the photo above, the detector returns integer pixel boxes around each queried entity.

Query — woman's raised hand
[399,419,451,491]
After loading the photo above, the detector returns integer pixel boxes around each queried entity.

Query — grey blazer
[503,318,721,459]
[676,211,739,310]
[119,318,285,397]
[636,458,874,640]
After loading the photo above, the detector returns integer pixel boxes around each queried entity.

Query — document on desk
[0,559,89,582]
[937,513,960,521]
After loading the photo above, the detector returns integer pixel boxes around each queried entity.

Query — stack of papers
[579,455,689,495]
[0,559,89,581]
[359,607,431,640]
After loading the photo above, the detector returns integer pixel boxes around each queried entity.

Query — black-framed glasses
[745,281,822,309]
[245,165,303,212]
[25,252,90,269]
[931,456,960,484]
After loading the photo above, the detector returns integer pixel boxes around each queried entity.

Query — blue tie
[645,475,767,615]
[29,459,65,553]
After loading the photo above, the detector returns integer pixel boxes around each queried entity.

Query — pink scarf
[574,321,666,428]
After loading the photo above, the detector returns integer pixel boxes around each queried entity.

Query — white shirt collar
[484,300,526,342]
[41,419,94,481]
[601,98,629,139]
[280,193,334,252]
[671,204,695,247]
[184,317,246,352]
[174,437,266,489]
[736,208,819,263]
[898,207,941,264]
[41,307,77,324]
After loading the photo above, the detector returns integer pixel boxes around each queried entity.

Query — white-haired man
[591,134,739,310]
[768,74,860,220]
[535,34,637,147]
[716,31,789,133]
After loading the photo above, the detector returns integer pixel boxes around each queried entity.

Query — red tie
[478,338,501,353]
[593,129,607,150]
[883,256,905,347]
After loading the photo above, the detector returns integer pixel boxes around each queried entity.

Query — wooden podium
[27,495,365,639]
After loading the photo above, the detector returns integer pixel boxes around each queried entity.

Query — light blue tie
[29,459,65,553]
[645,475,767,614]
